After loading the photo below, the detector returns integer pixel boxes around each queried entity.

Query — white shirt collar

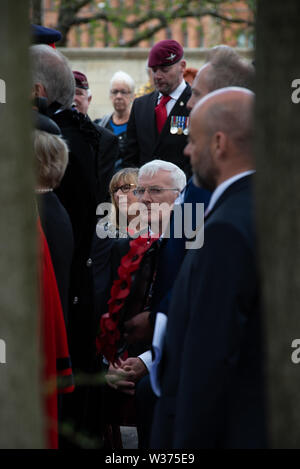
[158,80,186,102]
[205,170,255,217]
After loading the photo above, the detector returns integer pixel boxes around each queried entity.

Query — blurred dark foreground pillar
[0,1,45,448]
[256,0,300,449]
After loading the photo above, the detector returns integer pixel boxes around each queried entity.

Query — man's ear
[211,131,227,161]
[88,95,92,105]
[33,82,47,98]
[180,59,187,73]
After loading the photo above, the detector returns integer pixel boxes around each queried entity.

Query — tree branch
[56,0,254,47]
[69,7,254,29]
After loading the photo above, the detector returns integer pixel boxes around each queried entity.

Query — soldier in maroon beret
[123,39,192,178]
[73,70,92,115]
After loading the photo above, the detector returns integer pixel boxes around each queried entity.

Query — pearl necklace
[35,188,53,194]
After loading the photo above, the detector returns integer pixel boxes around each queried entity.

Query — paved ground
[120,426,138,449]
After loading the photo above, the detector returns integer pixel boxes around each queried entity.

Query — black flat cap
[31,24,62,46]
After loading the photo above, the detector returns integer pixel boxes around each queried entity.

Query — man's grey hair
[30,44,75,109]
[205,45,255,92]
[139,159,186,191]
[110,71,135,94]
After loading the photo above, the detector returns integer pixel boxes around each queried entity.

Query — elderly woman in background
[95,71,135,171]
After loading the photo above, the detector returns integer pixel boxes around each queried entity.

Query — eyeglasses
[111,183,136,194]
[133,187,179,197]
[110,89,132,96]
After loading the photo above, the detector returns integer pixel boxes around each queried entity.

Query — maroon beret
[73,71,89,90]
[148,40,184,68]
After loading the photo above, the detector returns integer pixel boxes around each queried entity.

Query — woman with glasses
[95,71,135,171]
[97,167,139,239]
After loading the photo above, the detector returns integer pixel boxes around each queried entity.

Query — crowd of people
[31,24,266,449]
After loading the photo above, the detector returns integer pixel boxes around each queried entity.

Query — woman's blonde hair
[34,130,69,189]
[109,167,138,229]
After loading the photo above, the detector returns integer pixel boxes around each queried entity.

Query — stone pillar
[0,1,45,449]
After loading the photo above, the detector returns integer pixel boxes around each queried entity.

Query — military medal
[183,117,189,135]
[170,116,178,134]
[177,116,184,135]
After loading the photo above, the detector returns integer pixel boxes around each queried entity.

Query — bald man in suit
[151,88,267,449]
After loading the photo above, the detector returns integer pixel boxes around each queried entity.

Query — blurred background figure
[72,69,118,204]
[34,122,73,325]
[31,23,62,48]
[33,112,74,449]
[135,65,155,98]
[183,67,198,85]
[73,70,92,115]
[95,71,135,172]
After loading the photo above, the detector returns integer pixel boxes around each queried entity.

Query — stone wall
[60,47,253,121]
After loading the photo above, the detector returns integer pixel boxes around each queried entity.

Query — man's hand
[105,357,148,395]
[124,311,153,344]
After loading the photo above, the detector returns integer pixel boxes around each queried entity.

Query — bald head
[194,87,254,154]
[184,87,255,191]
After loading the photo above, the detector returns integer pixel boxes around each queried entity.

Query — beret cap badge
[166,53,176,62]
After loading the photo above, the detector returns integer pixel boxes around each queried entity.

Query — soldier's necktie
[155,95,171,133]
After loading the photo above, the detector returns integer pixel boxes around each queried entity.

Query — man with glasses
[105,160,186,446]
[123,40,192,177]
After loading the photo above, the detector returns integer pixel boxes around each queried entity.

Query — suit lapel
[204,175,252,222]
[149,91,160,141]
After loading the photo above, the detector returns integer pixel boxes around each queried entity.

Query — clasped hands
[105,357,148,395]
[105,311,154,394]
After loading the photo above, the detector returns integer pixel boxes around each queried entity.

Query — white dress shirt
[157,80,187,116]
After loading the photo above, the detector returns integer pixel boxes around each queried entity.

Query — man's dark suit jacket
[123,84,192,177]
[150,175,267,449]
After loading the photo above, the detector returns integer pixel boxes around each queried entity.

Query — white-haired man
[104,160,186,444]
